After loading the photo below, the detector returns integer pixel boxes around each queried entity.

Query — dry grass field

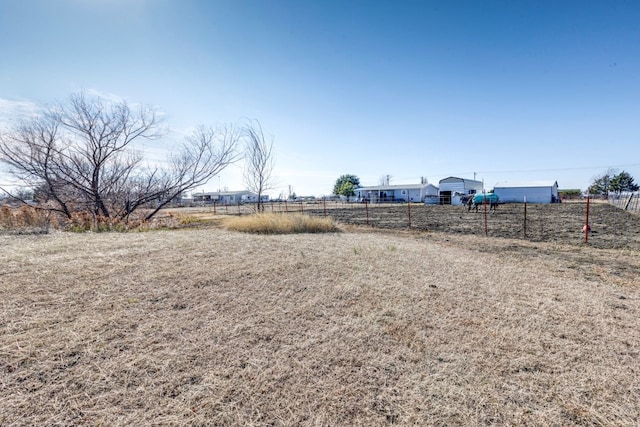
[1,223,639,426]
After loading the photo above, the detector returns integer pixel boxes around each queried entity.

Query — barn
[493,181,559,204]
[438,177,484,205]
[353,183,439,203]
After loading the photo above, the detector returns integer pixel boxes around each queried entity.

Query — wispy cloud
[0,98,41,125]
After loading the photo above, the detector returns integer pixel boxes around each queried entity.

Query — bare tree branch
[242,119,275,212]
[143,124,242,220]
[0,91,242,226]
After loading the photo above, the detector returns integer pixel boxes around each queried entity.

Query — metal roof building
[438,177,484,205]
[354,183,438,203]
[493,181,559,204]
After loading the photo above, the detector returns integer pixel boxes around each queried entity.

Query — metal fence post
[365,200,370,226]
[483,190,488,236]
[523,196,527,239]
[584,195,590,244]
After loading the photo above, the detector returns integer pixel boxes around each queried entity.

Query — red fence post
[483,191,488,236]
[365,200,370,226]
[523,196,527,239]
[584,195,590,243]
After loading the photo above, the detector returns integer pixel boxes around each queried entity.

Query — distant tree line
[589,169,639,196]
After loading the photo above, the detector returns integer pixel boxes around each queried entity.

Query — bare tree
[242,120,275,212]
[143,124,241,220]
[0,110,75,217]
[0,92,241,223]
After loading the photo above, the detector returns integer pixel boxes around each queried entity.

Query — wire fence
[190,198,640,250]
[313,201,640,250]
[608,192,640,212]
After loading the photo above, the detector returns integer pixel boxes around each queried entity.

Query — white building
[353,183,439,203]
[493,181,559,204]
[438,177,484,205]
[193,191,269,204]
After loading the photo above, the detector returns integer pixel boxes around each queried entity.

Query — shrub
[67,212,151,232]
[0,205,14,229]
[224,213,339,234]
[0,205,51,234]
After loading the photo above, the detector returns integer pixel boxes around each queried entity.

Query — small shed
[438,177,484,205]
[354,183,439,203]
[493,181,559,204]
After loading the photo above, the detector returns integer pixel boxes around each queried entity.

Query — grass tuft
[224,212,339,234]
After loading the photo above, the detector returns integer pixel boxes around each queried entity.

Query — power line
[474,163,640,175]
[401,163,640,181]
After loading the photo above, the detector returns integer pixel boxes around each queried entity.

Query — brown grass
[224,212,339,234]
[0,205,52,233]
[1,227,639,426]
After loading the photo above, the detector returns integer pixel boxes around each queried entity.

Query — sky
[1,0,639,197]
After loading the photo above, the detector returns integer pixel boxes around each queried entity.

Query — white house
[438,177,484,205]
[193,191,269,204]
[354,183,439,203]
[493,181,559,204]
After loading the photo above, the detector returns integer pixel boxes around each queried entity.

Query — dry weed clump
[1,228,639,426]
[65,211,182,232]
[224,212,339,234]
[67,211,148,232]
[0,205,52,234]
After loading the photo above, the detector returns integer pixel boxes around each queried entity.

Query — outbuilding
[193,191,269,205]
[354,183,439,203]
[493,181,559,204]
[438,177,484,205]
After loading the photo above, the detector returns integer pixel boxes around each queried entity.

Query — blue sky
[1,0,639,196]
